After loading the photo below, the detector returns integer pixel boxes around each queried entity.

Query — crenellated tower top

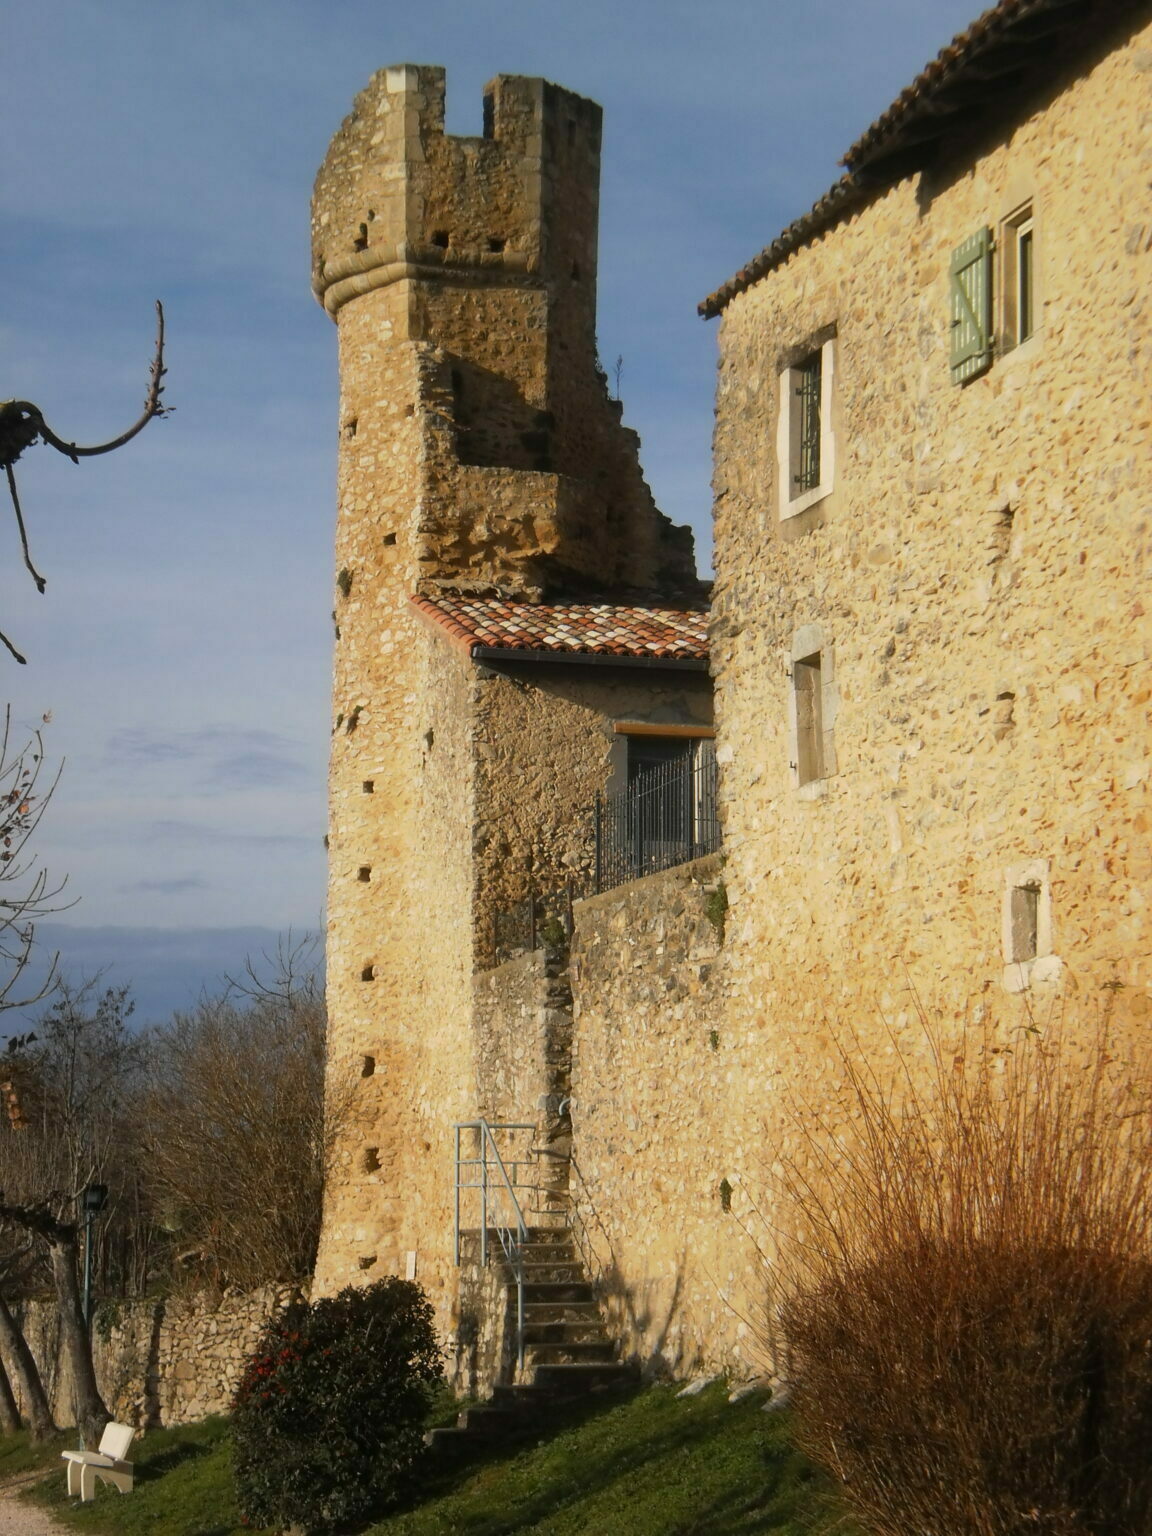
[313,64,698,603]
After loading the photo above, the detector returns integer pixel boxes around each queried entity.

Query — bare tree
[142,940,333,1289]
[0,301,170,664]
[0,981,147,1443]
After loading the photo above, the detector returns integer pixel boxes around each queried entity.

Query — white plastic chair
[61,1421,136,1501]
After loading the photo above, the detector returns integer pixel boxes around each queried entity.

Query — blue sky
[0,0,983,1012]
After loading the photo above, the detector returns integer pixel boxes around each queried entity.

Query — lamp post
[80,1184,108,1329]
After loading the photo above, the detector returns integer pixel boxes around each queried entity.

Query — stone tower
[311,67,700,1312]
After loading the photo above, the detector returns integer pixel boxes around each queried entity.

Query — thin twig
[34,301,169,461]
[5,467,45,593]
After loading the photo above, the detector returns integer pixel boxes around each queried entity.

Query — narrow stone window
[793,653,824,785]
[788,625,837,792]
[487,237,506,253]
[791,352,822,495]
[718,1178,733,1213]
[362,1147,381,1173]
[1002,860,1058,992]
[362,780,375,794]
[1009,884,1040,963]
[382,531,397,547]
[777,336,837,519]
[361,1054,376,1078]
[1001,202,1036,350]
[431,229,450,249]
[358,865,371,882]
[361,963,375,982]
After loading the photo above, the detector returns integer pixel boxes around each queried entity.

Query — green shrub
[775,1013,1152,1536]
[232,1278,443,1534]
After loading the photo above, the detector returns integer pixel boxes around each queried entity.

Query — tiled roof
[411,594,709,663]
[700,0,1102,317]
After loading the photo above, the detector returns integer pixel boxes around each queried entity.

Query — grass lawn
[4,1382,853,1536]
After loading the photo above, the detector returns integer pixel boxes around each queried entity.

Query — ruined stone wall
[565,855,766,1379]
[11,1288,292,1429]
[313,64,697,602]
[472,663,713,964]
[706,9,1152,1303]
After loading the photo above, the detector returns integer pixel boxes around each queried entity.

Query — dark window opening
[362,780,375,794]
[358,865,371,882]
[488,236,506,253]
[431,229,450,250]
[361,1055,376,1078]
[793,352,822,494]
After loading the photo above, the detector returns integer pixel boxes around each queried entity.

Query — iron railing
[594,740,719,895]
[453,1120,539,1373]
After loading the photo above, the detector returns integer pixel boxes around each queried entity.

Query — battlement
[312,66,603,321]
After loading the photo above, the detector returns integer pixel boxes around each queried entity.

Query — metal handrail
[453,1119,537,1373]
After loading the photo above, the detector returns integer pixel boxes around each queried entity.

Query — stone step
[522,1226,572,1245]
[531,1360,640,1396]
[521,1300,602,1325]
[523,1280,595,1304]
[517,1244,577,1265]
[522,1320,610,1345]
[456,1403,522,1437]
[518,1262,584,1283]
[524,1340,617,1366]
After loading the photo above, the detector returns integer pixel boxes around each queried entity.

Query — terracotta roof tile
[411,594,709,662]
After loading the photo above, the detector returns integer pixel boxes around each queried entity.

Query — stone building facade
[315,0,1151,1389]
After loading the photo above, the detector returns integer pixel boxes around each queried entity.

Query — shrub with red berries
[231,1278,443,1533]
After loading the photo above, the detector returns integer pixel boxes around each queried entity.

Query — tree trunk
[0,1290,55,1440]
[47,1234,109,1446]
[0,1351,19,1435]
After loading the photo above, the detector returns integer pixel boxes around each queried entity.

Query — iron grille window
[794,351,822,494]
[594,740,720,895]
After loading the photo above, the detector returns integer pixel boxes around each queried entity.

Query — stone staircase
[428,1225,637,1457]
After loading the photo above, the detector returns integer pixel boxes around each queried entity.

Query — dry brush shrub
[141,945,337,1288]
[771,1003,1152,1536]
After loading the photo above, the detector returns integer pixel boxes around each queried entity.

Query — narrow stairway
[428,1225,637,1457]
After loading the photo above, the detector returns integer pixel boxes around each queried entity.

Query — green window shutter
[949,227,993,384]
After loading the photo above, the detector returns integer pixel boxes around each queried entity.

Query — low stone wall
[10,1286,296,1428]
[567,854,762,1381]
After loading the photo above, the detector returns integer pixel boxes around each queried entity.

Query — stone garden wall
[11,1286,294,1429]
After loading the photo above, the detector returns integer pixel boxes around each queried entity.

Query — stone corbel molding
[313,241,538,318]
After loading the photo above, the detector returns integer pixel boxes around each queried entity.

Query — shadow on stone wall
[568,1155,695,1380]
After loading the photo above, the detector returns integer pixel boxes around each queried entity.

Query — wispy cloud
[104,726,309,791]
[128,876,209,895]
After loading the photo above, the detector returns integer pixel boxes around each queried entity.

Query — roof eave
[472,645,709,672]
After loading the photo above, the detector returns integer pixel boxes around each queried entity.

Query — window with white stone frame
[787,624,837,795]
[1001,859,1060,992]
[777,336,836,519]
